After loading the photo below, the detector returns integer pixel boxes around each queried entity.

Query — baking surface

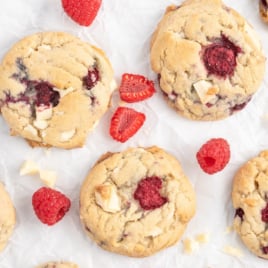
[0,0,267,267]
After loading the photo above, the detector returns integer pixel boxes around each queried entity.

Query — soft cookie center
[202,35,242,78]
[134,176,167,210]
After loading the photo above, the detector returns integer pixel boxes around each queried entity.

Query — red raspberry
[261,203,268,222]
[202,34,242,78]
[32,187,71,226]
[196,138,230,174]
[61,0,102,27]
[134,176,167,210]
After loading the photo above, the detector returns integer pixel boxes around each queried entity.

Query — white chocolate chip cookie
[150,0,266,120]
[0,32,116,149]
[80,146,196,257]
[232,150,268,259]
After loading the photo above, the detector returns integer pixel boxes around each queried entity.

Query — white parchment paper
[0,0,268,267]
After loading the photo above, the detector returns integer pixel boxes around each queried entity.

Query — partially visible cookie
[0,32,116,149]
[260,0,268,23]
[36,261,78,268]
[0,182,16,252]
[232,151,268,259]
[150,0,266,120]
[80,146,196,257]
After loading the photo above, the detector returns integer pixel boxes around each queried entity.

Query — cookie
[260,0,268,23]
[232,151,268,259]
[150,0,266,121]
[0,182,16,252]
[80,146,196,257]
[36,262,78,268]
[0,32,116,149]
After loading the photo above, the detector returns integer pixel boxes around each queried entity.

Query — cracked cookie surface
[0,32,116,149]
[150,0,266,120]
[0,182,16,252]
[232,151,268,259]
[80,146,196,257]
[36,261,78,268]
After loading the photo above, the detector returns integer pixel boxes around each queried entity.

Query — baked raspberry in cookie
[0,182,16,251]
[36,261,78,268]
[150,0,266,120]
[80,146,196,257]
[0,32,116,149]
[260,0,268,23]
[232,151,268,259]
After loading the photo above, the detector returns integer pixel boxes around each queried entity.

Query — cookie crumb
[183,238,199,254]
[195,233,210,244]
[223,245,243,257]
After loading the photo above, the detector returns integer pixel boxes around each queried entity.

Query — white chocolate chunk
[20,160,39,175]
[33,120,48,130]
[223,245,243,257]
[60,129,76,142]
[39,170,57,188]
[95,183,121,213]
[36,106,53,120]
[193,80,219,104]
[183,238,199,254]
[24,125,38,136]
[110,79,117,92]
[38,44,52,50]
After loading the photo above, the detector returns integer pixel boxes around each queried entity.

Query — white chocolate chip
[110,79,117,92]
[193,80,219,104]
[33,120,48,130]
[24,125,38,136]
[60,129,76,142]
[38,44,52,50]
[39,169,57,188]
[183,238,199,254]
[19,160,39,176]
[147,226,163,237]
[223,245,243,257]
[36,106,53,120]
[95,183,121,213]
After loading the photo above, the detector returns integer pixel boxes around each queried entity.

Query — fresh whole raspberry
[202,34,242,78]
[134,176,167,210]
[61,0,102,27]
[32,187,71,226]
[119,73,156,103]
[196,138,230,174]
[261,203,268,222]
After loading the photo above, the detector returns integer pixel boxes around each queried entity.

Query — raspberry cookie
[80,146,196,257]
[0,32,116,149]
[232,151,268,259]
[0,182,16,251]
[260,0,268,23]
[36,262,78,268]
[150,0,266,121]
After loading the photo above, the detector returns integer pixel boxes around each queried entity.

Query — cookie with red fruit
[150,0,265,120]
[80,146,196,257]
[0,32,116,149]
[232,150,268,259]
